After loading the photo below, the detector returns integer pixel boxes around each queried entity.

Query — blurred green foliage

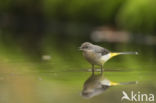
[0,0,155,72]
[117,0,156,33]
[43,0,124,23]
[1,0,156,33]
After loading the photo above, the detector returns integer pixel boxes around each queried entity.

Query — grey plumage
[80,42,138,73]
[80,42,110,55]
[93,45,110,56]
[81,73,110,98]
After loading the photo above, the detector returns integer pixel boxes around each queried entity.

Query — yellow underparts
[110,81,119,86]
[110,52,120,58]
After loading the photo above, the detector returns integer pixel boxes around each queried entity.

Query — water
[0,36,155,103]
[0,65,155,103]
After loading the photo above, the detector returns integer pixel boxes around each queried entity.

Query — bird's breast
[83,51,102,65]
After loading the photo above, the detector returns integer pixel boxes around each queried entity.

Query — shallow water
[0,66,155,103]
[0,41,155,103]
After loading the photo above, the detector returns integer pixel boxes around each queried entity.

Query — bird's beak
[79,47,83,51]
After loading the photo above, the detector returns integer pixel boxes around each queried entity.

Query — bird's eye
[84,46,88,48]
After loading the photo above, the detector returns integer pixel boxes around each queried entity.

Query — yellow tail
[110,81,120,86]
[110,81,138,86]
[110,53,120,58]
[110,52,138,58]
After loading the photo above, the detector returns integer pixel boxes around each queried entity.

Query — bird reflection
[81,73,137,98]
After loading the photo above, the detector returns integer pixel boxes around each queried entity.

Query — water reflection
[81,73,137,99]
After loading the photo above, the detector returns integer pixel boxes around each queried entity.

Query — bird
[81,73,111,98]
[79,42,138,73]
[81,73,138,98]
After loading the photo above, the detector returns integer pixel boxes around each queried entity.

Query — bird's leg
[100,65,103,73]
[92,64,94,74]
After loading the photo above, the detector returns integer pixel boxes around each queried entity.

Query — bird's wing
[94,45,110,55]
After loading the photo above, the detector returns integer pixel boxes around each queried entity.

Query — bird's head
[79,42,93,51]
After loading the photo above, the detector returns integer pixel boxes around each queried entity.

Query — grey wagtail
[81,73,137,98]
[79,42,138,72]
